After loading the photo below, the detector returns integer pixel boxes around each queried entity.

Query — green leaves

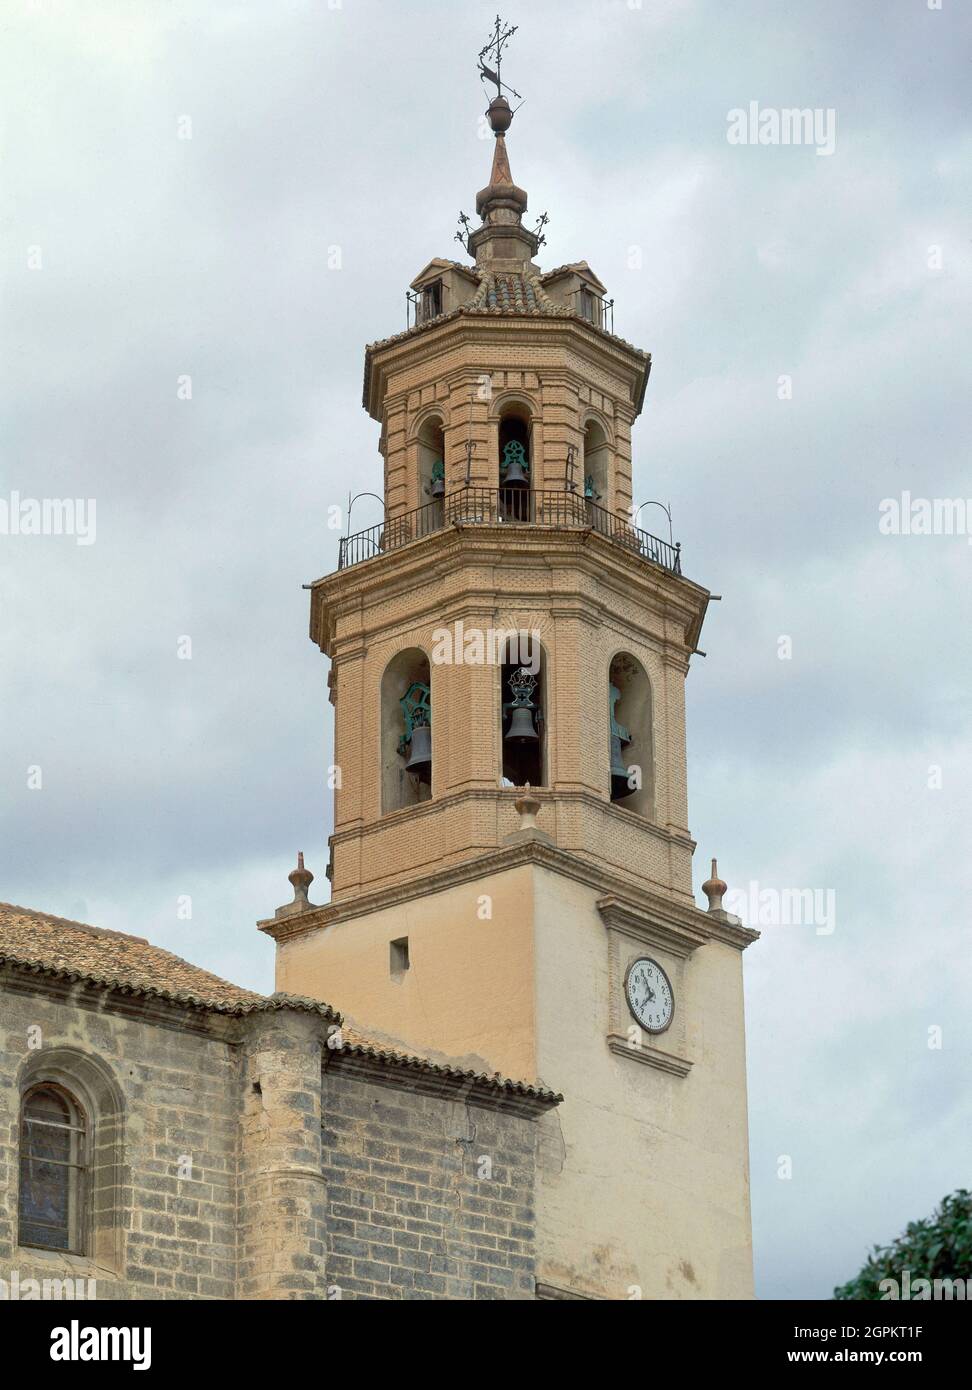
[834,1190,972,1299]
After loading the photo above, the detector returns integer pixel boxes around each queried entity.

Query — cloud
[1,0,969,1299]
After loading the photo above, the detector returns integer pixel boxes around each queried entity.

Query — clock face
[625,957,674,1034]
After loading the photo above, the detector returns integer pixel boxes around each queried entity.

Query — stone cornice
[259,837,756,957]
[308,523,709,657]
[0,963,247,1043]
[364,311,650,421]
[596,895,709,959]
[0,961,342,1043]
[325,784,695,858]
[606,1034,694,1077]
[596,891,758,956]
[395,362,624,421]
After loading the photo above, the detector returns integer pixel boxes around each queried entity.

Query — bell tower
[263,38,758,1301]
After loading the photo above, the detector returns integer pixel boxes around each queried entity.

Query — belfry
[263,37,758,1300]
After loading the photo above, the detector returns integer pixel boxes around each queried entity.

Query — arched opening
[16,1048,126,1270]
[498,406,532,522]
[19,1084,87,1254]
[417,416,445,533]
[499,633,547,787]
[609,652,654,816]
[583,418,610,506]
[381,648,433,813]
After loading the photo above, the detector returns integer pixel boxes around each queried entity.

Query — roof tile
[0,902,261,1008]
[0,903,560,1103]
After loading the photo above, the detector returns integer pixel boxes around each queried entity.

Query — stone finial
[289,851,313,901]
[502,783,552,847]
[275,852,318,919]
[469,94,534,269]
[701,858,728,914]
[475,109,528,222]
[514,785,541,831]
[485,94,514,136]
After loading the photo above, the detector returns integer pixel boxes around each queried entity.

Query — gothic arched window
[19,1084,87,1254]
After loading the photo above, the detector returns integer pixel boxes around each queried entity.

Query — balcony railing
[337,488,681,575]
[572,287,615,335]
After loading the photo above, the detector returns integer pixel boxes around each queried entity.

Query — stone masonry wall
[0,972,549,1301]
[237,1011,330,1299]
[0,976,241,1299]
[320,1061,539,1300]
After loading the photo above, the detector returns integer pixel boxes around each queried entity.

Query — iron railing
[572,288,615,335]
[339,497,445,569]
[338,487,681,575]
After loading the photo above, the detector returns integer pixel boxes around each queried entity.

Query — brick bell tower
[262,57,758,1300]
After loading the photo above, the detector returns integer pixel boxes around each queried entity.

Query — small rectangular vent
[390,937,410,978]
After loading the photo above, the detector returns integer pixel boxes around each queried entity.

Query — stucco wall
[276,853,755,1302]
[276,865,538,1085]
[531,866,755,1300]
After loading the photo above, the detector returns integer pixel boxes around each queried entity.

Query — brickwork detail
[314,524,706,905]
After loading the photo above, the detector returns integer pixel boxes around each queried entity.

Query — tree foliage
[834,1189,972,1299]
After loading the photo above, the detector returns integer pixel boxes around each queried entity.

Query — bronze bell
[610,732,634,798]
[405,722,432,779]
[501,440,530,488]
[429,475,445,499]
[506,705,538,743]
[502,456,529,487]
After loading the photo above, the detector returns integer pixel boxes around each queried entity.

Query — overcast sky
[2,0,970,1300]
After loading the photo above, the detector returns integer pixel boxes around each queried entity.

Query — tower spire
[469,21,536,269]
[476,95,528,224]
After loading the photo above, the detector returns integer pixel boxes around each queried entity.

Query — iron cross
[478,15,523,101]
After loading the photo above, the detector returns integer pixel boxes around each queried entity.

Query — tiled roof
[362,270,647,394]
[0,902,341,1017]
[468,267,566,317]
[0,903,560,1103]
[539,260,607,293]
[337,1024,562,1105]
[484,272,541,312]
[539,262,580,280]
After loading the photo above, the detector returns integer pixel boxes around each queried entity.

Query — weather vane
[533,211,550,248]
[478,14,523,104]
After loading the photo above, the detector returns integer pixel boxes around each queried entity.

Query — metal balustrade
[337,488,681,575]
